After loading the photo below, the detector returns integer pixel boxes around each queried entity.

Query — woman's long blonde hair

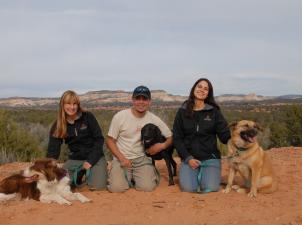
[53,90,83,138]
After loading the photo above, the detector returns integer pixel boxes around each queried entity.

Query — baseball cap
[132,85,151,99]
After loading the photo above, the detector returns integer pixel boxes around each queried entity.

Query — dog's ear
[141,133,144,142]
[254,122,263,132]
[228,121,238,131]
[45,168,57,181]
[155,126,162,138]
[46,158,57,168]
[141,126,146,141]
[45,159,58,181]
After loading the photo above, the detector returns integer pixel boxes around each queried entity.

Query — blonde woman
[47,90,107,190]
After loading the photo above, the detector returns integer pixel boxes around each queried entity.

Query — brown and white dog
[0,158,91,205]
[0,173,40,202]
[223,120,278,197]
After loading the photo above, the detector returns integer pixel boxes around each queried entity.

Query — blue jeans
[179,159,221,193]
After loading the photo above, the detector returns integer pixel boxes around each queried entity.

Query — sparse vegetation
[0,109,43,164]
[0,103,301,163]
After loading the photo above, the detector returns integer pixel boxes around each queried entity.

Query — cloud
[0,0,301,97]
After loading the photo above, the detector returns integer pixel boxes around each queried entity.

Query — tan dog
[223,120,278,197]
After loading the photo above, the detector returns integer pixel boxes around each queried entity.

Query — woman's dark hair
[185,78,220,118]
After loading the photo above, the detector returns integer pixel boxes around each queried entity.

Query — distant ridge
[215,93,273,102]
[0,90,186,108]
[0,90,301,108]
[277,95,302,100]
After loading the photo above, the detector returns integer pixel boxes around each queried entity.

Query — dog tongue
[248,136,256,143]
[24,174,39,183]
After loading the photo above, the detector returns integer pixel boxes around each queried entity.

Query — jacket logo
[204,115,212,121]
[80,124,88,130]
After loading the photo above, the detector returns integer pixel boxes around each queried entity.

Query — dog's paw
[231,185,241,190]
[79,197,91,203]
[39,198,52,204]
[64,201,72,205]
[247,191,257,198]
[222,186,232,194]
[168,180,175,186]
[0,193,16,201]
[75,193,91,203]
[236,188,248,194]
[58,199,72,205]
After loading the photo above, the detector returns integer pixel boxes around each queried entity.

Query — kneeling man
[106,85,172,192]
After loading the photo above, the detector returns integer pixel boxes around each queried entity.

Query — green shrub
[0,109,42,163]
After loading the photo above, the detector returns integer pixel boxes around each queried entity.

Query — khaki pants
[63,156,107,190]
[108,155,159,192]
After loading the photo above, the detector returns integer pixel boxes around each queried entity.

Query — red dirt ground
[0,147,301,225]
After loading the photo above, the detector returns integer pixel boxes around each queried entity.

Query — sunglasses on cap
[132,85,151,99]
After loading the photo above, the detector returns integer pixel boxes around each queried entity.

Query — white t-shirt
[107,108,172,159]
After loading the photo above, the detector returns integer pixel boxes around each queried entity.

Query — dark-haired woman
[47,90,107,190]
[173,78,230,193]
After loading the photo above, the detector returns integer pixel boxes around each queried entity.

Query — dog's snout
[247,128,258,137]
[143,138,153,149]
[240,129,258,142]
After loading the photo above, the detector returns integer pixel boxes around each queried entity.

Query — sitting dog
[0,158,91,205]
[141,123,177,186]
[223,120,278,197]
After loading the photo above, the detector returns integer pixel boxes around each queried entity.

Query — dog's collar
[222,144,249,160]
[232,144,249,156]
[236,146,249,152]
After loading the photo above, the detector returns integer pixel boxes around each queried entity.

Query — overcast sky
[0,0,301,98]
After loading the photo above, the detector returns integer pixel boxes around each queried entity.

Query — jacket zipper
[74,128,78,136]
[196,112,201,133]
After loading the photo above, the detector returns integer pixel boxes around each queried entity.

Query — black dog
[141,123,177,186]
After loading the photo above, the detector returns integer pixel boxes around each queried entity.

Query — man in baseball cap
[106,85,172,193]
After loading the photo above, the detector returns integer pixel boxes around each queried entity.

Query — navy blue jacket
[173,103,230,162]
[47,111,104,166]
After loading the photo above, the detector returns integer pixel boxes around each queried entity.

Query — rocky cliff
[0,90,301,108]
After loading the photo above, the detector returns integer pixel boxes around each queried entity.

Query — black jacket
[173,103,230,162]
[47,111,104,166]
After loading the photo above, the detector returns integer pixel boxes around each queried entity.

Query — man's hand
[119,157,132,168]
[147,143,165,155]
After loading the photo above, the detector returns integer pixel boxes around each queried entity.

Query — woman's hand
[83,162,92,170]
[188,159,200,169]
